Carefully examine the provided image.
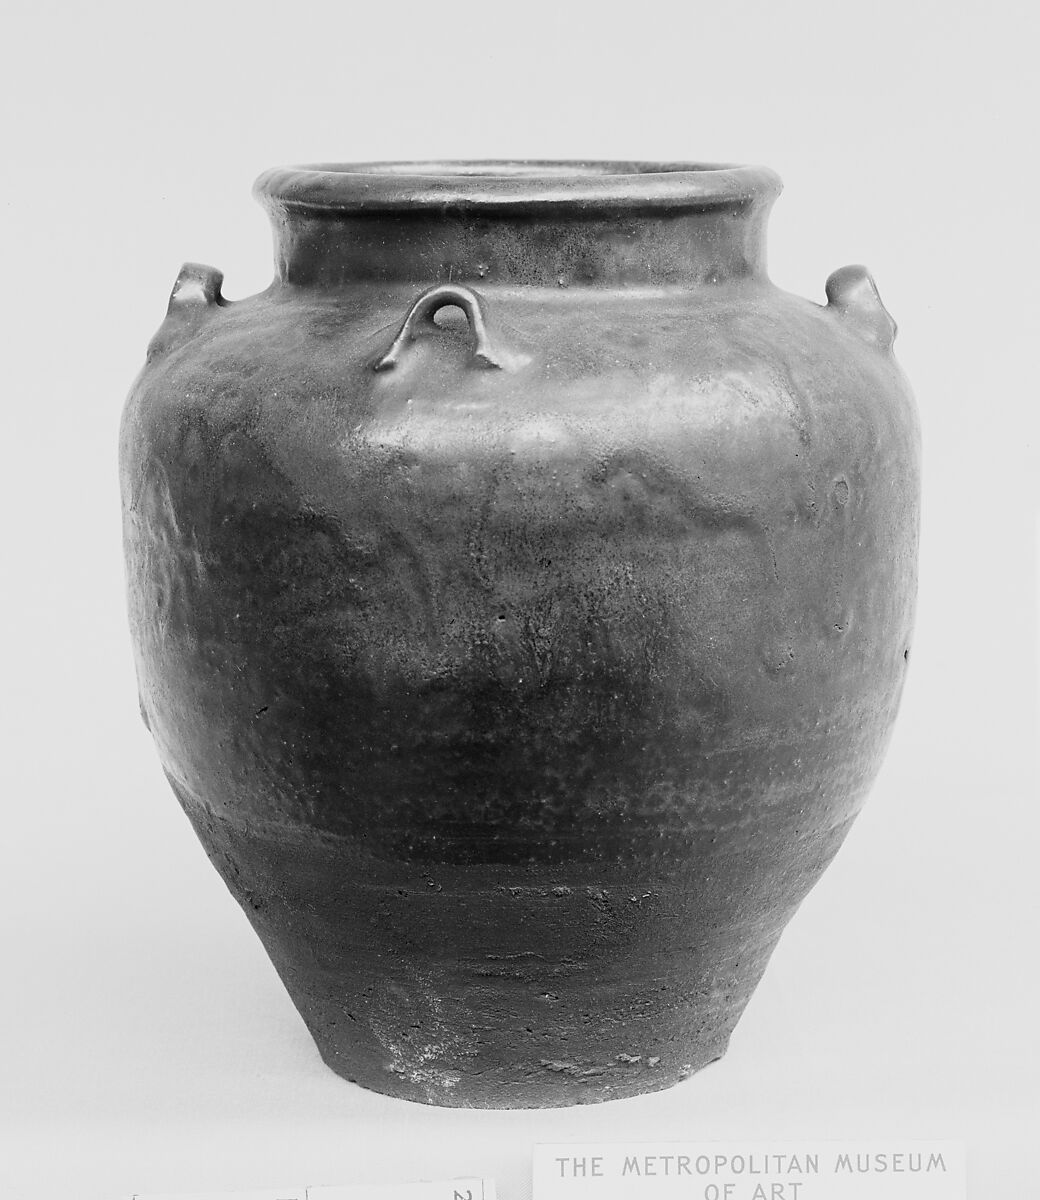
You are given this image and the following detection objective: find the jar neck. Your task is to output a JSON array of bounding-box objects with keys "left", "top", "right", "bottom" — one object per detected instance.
[{"left": 264, "top": 204, "right": 775, "bottom": 289}]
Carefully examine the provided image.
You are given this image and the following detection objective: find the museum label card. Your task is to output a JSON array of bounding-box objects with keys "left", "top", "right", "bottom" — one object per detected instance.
[
  {"left": 534, "top": 1143, "right": 964, "bottom": 1200},
  {"left": 132, "top": 1177, "right": 496, "bottom": 1200}
]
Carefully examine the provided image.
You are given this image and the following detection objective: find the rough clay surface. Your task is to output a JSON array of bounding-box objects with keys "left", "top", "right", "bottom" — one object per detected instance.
[{"left": 120, "top": 186, "right": 919, "bottom": 1107}]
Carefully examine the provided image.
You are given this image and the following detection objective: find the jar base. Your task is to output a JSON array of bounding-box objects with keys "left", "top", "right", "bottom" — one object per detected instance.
[{"left": 310, "top": 1025, "right": 730, "bottom": 1108}]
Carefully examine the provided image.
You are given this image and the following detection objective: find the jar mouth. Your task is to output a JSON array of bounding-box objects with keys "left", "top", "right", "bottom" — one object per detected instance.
[{"left": 254, "top": 160, "right": 782, "bottom": 213}]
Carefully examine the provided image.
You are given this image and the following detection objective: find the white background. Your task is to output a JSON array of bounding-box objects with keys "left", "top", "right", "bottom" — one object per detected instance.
[{"left": 2, "top": 1, "right": 1037, "bottom": 1197}]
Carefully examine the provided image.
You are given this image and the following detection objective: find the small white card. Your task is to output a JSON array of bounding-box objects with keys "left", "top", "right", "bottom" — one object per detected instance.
[
  {"left": 133, "top": 1178, "right": 496, "bottom": 1200},
  {"left": 534, "top": 1143, "right": 965, "bottom": 1200}
]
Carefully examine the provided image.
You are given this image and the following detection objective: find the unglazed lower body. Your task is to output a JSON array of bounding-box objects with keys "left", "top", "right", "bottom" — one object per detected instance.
[{"left": 172, "top": 777, "right": 852, "bottom": 1107}]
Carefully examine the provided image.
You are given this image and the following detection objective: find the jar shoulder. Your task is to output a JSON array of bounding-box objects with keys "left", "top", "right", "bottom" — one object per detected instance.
[{"left": 122, "top": 279, "right": 917, "bottom": 469}]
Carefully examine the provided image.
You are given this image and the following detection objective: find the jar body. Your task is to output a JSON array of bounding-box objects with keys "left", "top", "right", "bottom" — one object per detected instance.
[{"left": 120, "top": 164, "right": 918, "bottom": 1106}]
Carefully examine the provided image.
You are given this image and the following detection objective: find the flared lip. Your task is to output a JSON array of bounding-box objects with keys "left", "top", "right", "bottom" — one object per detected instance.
[{"left": 253, "top": 160, "right": 782, "bottom": 213}]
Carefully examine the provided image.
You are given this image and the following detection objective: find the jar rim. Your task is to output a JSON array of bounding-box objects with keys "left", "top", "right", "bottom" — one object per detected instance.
[{"left": 254, "top": 160, "right": 782, "bottom": 213}]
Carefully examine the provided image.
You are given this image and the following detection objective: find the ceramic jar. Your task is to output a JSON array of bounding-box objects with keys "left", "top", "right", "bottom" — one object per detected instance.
[{"left": 120, "top": 161, "right": 919, "bottom": 1107}]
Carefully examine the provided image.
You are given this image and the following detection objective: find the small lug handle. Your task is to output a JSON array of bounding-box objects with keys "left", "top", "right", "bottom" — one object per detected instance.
[
  {"left": 374, "top": 284, "right": 505, "bottom": 372},
  {"left": 825, "top": 264, "right": 897, "bottom": 351},
  {"left": 167, "top": 262, "right": 225, "bottom": 312},
  {"left": 146, "top": 262, "right": 226, "bottom": 361}
]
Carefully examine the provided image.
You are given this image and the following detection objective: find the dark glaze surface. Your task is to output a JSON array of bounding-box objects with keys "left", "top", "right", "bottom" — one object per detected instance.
[{"left": 121, "top": 165, "right": 918, "bottom": 1106}]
